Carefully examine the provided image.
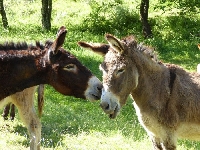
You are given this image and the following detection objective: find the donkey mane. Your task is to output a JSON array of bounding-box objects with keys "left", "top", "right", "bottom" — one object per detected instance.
[
  {"left": 137, "top": 43, "right": 159, "bottom": 63},
  {"left": 122, "top": 35, "right": 160, "bottom": 63},
  {"left": 0, "top": 41, "right": 45, "bottom": 51},
  {"left": 0, "top": 41, "right": 52, "bottom": 61}
]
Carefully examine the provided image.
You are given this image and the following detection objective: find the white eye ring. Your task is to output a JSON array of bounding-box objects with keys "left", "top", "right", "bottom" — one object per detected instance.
[
  {"left": 116, "top": 68, "right": 125, "bottom": 76},
  {"left": 63, "top": 64, "right": 77, "bottom": 72}
]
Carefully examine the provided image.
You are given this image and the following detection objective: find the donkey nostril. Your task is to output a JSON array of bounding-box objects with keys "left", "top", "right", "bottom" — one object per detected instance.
[
  {"left": 105, "top": 104, "right": 109, "bottom": 110},
  {"left": 97, "top": 86, "right": 102, "bottom": 92},
  {"left": 100, "top": 102, "right": 110, "bottom": 110}
]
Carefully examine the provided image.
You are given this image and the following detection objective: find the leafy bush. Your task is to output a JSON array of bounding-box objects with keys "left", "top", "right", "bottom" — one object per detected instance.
[{"left": 78, "top": 0, "right": 141, "bottom": 35}]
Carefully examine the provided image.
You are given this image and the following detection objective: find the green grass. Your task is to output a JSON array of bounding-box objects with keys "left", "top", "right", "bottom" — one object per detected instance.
[{"left": 0, "top": 0, "right": 200, "bottom": 149}]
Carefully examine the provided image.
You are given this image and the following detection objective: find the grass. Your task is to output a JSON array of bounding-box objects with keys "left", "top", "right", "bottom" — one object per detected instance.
[{"left": 0, "top": 0, "right": 200, "bottom": 149}]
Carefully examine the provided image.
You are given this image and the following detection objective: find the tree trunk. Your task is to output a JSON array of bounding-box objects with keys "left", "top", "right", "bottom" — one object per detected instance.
[
  {"left": 41, "top": 0, "right": 52, "bottom": 30},
  {"left": 0, "top": 0, "right": 8, "bottom": 29},
  {"left": 140, "top": 0, "right": 152, "bottom": 38}
]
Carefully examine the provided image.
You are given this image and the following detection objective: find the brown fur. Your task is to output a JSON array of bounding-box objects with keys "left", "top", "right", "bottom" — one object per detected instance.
[
  {"left": 79, "top": 35, "right": 200, "bottom": 150},
  {"left": 0, "top": 26, "right": 102, "bottom": 150}
]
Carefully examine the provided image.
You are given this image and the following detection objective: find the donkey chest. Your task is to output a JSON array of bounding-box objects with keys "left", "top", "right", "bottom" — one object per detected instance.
[
  {"left": 133, "top": 102, "right": 158, "bottom": 128},
  {"left": 133, "top": 102, "right": 200, "bottom": 140},
  {"left": 133, "top": 102, "right": 166, "bottom": 136}
]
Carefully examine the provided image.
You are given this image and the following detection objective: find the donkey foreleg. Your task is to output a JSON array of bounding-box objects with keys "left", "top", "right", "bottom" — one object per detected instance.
[
  {"left": 150, "top": 132, "right": 177, "bottom": 150},
  {"left": 12, "top": 87, "right": 41, "bottom": 150},
  {"left": 27, "top": 113, "right": 41, "bottom": 150},
  {"left": 16, "top": 100, "right": 41, "bottom": 150},
  {"left": 150, "top": 135, "right": 163, "bottom": 150},
  {"left": 162, "top": 136, "right": 177, "bottom": 150}
]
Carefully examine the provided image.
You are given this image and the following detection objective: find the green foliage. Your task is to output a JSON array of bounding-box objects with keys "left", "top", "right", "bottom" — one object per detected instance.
[
  {"left": 157, "top": 0, "right": 200, "bottom": 10},
  {"left": 145, "top": 4, "right": 200, "bottom": 71},
  {"left": 77, "top": 0, "right": 141, "bottom": 36}
]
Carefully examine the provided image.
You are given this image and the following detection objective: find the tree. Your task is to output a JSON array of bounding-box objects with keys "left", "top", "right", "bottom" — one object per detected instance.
[
  {"left": 140, "top": 0, "right": 152, "bottom": 38},
  {"left": 0, "top": 0, "right": 8, "bottom": 29},
  {"left": 41, "top": 0, "right": 52, "bottom": 30}
]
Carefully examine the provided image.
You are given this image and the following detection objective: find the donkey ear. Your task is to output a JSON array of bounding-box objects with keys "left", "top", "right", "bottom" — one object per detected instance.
[
  {"left": 105, "top": 34, "right": 124, "bottom": 54},
  {"left": 51, "top": 26, "right": 67, "bottom": 54},
  {"left": 198, "top": 44, "right": 200, "bottom": 50},
  {"left": 77, "top": 41, "right": 109, "bottom": 56}
]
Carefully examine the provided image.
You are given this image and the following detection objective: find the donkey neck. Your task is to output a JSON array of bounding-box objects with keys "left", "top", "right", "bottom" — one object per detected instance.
[
  {"left": 0, "top": 49, "right": 49, "bottom": 99},
  {"left": 130, "top": 50, "right": 170, "bottom": 108}
]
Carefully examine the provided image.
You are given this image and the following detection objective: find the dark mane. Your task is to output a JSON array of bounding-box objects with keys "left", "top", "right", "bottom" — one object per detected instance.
[
  {"left": 0, "top": 41, "right": 45, "bottom": 51},
  {"left": 44, "top": 40, "right": 54, "bottom": 49},
  {"left": 137, "top": 43, "right": 160, "bottom": 63}
]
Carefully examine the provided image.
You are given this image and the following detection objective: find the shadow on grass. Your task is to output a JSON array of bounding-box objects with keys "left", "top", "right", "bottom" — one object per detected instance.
[{"left": 166, "top": 15, "right": 200, "bottom": 40}]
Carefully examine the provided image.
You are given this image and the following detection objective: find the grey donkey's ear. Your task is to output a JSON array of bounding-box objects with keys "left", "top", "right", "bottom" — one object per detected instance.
[
  {"left": 105, "top": 34, "right": 124, "bottom": 55},
  {"left": 51, "top": 26, "right": 67, "bottom": 54},
  {"left": 77, "top": 41, "right": 109, "bottom": 56}
]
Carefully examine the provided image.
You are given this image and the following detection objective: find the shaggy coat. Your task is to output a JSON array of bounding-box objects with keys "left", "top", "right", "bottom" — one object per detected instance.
[{"left": 78, "top": 35, "right": 200, "bottom": 150}]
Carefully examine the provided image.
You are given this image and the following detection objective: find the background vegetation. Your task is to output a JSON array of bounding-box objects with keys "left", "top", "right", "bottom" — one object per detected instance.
[{"left": 0, "top": 0, "right": 199, "bottom": 149}]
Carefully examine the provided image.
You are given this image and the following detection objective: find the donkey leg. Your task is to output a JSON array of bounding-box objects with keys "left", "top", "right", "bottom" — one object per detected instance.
[
  {"left": 10, "top": 103, "right": 15, "bottom": 121},
  {"left": 150, "top": 135, "right": 163, "bottom": 150},
  {"left": 2, "top": 103, "right": 11, "bottom": 120},
  {"left": 37, "top": 84, "right": 45, "bottom": 118},
  {"left": 162, "top": 135, "right": 177, "bottom": 150},
  {"left": 12, "top": 87, "right": 41, "bottom": 150}
]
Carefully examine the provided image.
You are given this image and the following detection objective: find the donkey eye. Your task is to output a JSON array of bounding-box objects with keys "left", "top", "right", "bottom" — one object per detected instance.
[
  {"left": 63, "top": 64, "right": 76, "bottom": 71},
  {"left": 116, "top": 68, "right": 125, "bottom": 75},
  {"left": 118, "top": 69, "right": 124, "bottom": 73}
]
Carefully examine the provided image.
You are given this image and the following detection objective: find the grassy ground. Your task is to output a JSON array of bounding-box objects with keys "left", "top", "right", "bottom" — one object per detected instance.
[{"left": 0, "top": 0, "right": 200, "bottom": 149}]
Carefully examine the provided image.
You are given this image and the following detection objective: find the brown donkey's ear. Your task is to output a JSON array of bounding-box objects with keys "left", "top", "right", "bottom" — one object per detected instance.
[
  {"left": 105, "top": 34, "right": 124, "bottom": 55},
  {"left": 77, "top": 41, "right": 109, "bottom": 56},
  {"left": 51, "top": 26, "right": 67, "bottom": 54},
  {"left": 198, "top": 44, "right": 200, "bottom": 50}
]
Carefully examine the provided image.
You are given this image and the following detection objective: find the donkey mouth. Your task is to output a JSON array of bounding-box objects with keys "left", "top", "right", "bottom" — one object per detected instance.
[
  {"left": 109, "top": 105, "right": 119, "bottom": 119},
  {"left": 91, "top": 93, "right": 100, "bottom": 100},
  {"left": 88, "top": 92, "right": 101, "bottom": 101}
]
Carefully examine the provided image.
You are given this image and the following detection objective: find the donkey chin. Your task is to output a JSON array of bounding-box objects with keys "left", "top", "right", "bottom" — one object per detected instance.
[
  {"left": 100, "top": 91, "right": 121, "bottom": 119},
  {"left": 84, "top": 76, "right": 102, "bottom": 102}
]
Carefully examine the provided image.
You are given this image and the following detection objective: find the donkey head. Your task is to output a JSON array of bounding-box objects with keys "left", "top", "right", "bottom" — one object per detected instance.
[
  {"left": 44, "top": 26, "right": 102, "bottom": 101},
  {"left": 78, "top": 34, "right": 139, "bottom": 118}
]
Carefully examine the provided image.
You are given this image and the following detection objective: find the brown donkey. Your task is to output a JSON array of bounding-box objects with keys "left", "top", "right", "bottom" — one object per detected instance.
[
  {"left": 78, "top": 34, "right": 200, "bottom": 150},
  {"left": 0, "top": 26, "right": 102, "bottom": 150}
]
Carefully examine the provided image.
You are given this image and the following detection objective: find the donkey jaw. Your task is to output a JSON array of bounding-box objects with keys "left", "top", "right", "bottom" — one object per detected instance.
[{"left": 84, "top": 76, "right": 102, "bottom": 102}]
